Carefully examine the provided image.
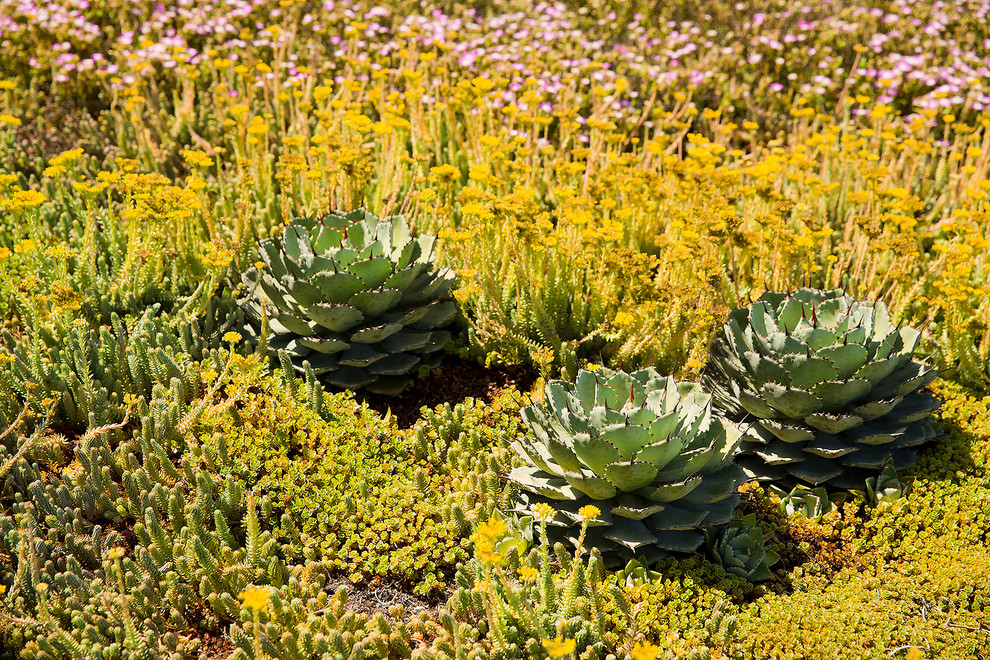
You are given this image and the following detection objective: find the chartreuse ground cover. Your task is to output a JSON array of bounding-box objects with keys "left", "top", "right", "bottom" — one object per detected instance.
[{"left": 1, "top": 0, "right": 990, "bottom": 658}]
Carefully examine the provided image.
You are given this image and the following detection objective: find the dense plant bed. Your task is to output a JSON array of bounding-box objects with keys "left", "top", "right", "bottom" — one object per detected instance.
[{"left": 1, "top": 1, "right": 989, "bottom": 658}]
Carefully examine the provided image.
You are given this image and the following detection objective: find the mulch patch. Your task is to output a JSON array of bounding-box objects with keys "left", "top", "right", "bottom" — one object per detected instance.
[
  {"left": 361, "top": 357, "right": 537, "bottom": 428},
  {"left": 323, "top": 574, "right": 454, "bottom": 621}
]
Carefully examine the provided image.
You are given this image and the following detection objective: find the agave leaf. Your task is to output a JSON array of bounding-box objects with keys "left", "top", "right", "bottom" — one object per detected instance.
[
  {"left": 644, "top": 503, "right": 708, "bottom": 530},
  {"left": 840, "top": 445, "right": 896, "bottom": 470},
  {"left": 634, "top": 437, "right": 684, "bottom": 470},
  {"left": 814, "top": 378, "right": 871, "bottom": 409},
  {"left": 784, "top": 355, "right": 839, "bottom": 389},
  {"left": 322, "top": 366, "right": 378, "bottom": 390},
  {"left": 297, "top": 336, "right": 349, "bottom": 355},
  {"left": 752, "top": 440, "right": 806, "bottom": 465},
  {"left": 640, "top": 475, "right": 702, "bottom": 502},
  {"left": 738, "top": 389, "right": 781, "bottom": 419},
  {"left": 274, "top": 312, "right": 317, "bottom": 336},
  {"left": 507, "top": 467, "right": 575, "bottom": 500},
  {"left": 602, "top": 518, "right": 658, "bottom": 551},
  {"left": 601, "top": 424, "right": 653, "bottom": 460},
  {"left": 289, "top": 280, "right": 327, "bottom": 306},
  {"left": 758, "top": 419, "right": 816, "bottom": 443},
  {"left": 853, "top": 355, "right": 899, "bottom": 384},
  {"left": 778, "top": 297, "right": 809, "bottom": 332},
  {"left": 646, "top": 410, "right": 680, "bottom": 443},
  {"left": 349, "top": 322, "right": 403, "bottom": 343},
  {"left": 611, "top": 497, "right": 666, "bottom": 520},
  {"left": 349, "top": 289, "right": 403, "bottom": 317},
  {"left": 802, "top": 327, "right": 839, "bottom": 350},
  {"left": 802, "top": 435, "right": 855, "bottom": 458},
  {"left": 568, "top": 425, "right": 620, "bottom": 468},
  {"left": 817, "top": 343, "right": 869, "bottom": 379},
  {"left": 368, "top": 353, "right": 419, "bottom": 375},
  {"left": 561, "top": 473, "right": 618, "bottom": 500},
  {"left": 884, "top": 392, "right": 940, "bottom": 424},
  {"left": 383, "top": 264, "right": 423, "bottom": 291},
  {"left": 311, "top": 271, "right": 365, "bottom": 303},
  {"left": 676, "top": 466, "right": 743, "bottom": 503},
  {"left": 745, "top": 352, "right": 788, "bottom": 385},
  {"left": 852, "top": 397, "right": 902, "bottom": 421},
  {"left": 786, "top": 456, "right": 844, "bottom": 485},
  {"left": 812, "top": 296, "right": 848, "bottom": 330},
  {"left": 845, "top": 424, "right": 904, "bottom": 446},
  {"left": 409, "top": 300, "right": 457, "bottom": 329},
  {"left": 307, "top": 304, "right": 365, "bottom": 333},
  {"left": 312, "top": 225, "right": 345, "bottom": 253},
  {"left": 379, "top": 330, "right": 432, "bottom": 353},
  {"left": 804, "top": 412, "right": 864, "bottom": 434},
  {"left": 348, "top": 257, "right": 394, "bottom": 288},
  {"left": 760, "top": 382, "right": 823, "bottom": 418},
  {"left": 603, "top": 461, "right": 659, "bottom": 492},
  {"left": 337, "top": 343, "right": 386, "bottom": 367}
]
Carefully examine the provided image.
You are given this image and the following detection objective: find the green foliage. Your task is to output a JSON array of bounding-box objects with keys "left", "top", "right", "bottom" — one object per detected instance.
[
  {"left": 509, "top": 368, "right": 744, "bottom": 566},
  {"left": 704, "top": 515, "right": 779, "bottom": 583},
  {"left": 242, "top": 210, "right": 457, "bottom": 394},
  {"left": 0, "top": 297, "right": 242, "bottom": 430},
  {"left": 443, "top": 514, "right": 637, "bottom": 660},
  {"left": 703, "top": 288, "right": 941, "bottom": 490},
  {"left": 198, "top": 362, "right": 523, "bottom": 593}
]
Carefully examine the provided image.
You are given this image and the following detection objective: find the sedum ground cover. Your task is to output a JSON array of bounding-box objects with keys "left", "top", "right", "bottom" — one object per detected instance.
[{"left": 0, "top": 0, "right": 989, "bottom": 658}]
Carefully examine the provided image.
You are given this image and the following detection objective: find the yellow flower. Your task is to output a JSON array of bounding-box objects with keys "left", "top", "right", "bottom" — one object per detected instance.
[
  {"left": 542, "top": 636, "right": 576, "bottom": 658},
  {"left": 578, "top": 505, "right": 600, "bottom": 522},
  {"left": 0, "top": 80, "right": 14, "bottom": 90},
  {"left": 43, "top": 166, "right": 66, "bottom": 177},
  {"left": 181, "top": 149, "right": 214, "bottom": 168},
  {"left": 474, "top": 517, "right": 507, "bottom": 540},
  {"left": 223, "top": 331, "right": 242, "bottom": 345},
  {"left": 430, "top": 164, "right": 460, "bottom": 179},
  {"left": 49, "top": 148, "right": 84, "bottom": 167},
  {"left": 531, "top": 503, "right": 556, "bottom": 522},
  {"left": 238, "top": 587, "right": 270, "bottom": 612},
  {"left": 518, "top": 566, "right": 539, "bottom": 582},
  {"left": 630, "top": 641, "right": 660, "bottom": 660},
  {"left": 0, "top": 114, "right": 21, "bottom": 127},
  {"left": 107, "top": 547, "right": 126, "bottom": 560}
]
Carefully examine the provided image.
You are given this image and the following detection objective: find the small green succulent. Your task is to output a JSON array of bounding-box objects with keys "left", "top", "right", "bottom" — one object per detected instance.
[
  {"left": 703, "top": 288, "right": 940, "bottom": 490},
  {"left": 508, "top": 367, "right": 745, "bottom": 566},
  {"left": 242, "top": 210, "right": 457, "bottom": 394},
  {"left": 705, "top": 514, "right": 779, "bottom": 582}
]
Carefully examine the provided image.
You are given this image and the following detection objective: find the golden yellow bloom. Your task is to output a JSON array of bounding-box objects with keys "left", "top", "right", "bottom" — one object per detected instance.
[
  {"left": 0, "top": 80, "right": 14, "bottom": 90},
  {"left": 107, "top": 547, "right": 126, "bottom": 560},
  {"left": 238, "top": 587, "right": 270, "bottom": 612},
  {"left": 542, "top": 636, "right": 576, "bottom": 658},
  {"left": 630, "top": 641, "right": 660, "bottom": 660},
  {"left": 531, "top": 503, "right": 556, "bottom": 522},
  {"left": 223, "top": 331, "right": 242, "bottom": 345},
  {"left": 474, "top": 517, "right": 507, "bottom": 540},
  {"left": 0, "top": 114, "right": 21, "bottom": 127},
  {"left": 578, "top": 505, "right": 600, "bottom": 521},
  {"left": 182, "top": 149, "right": 214, "bottom": 168},
  {"left": 49, "top": 148, "right": 84, "bottom": 167},
  {"left": 518, "top": 566, "right": 539, "bottom": 582}
]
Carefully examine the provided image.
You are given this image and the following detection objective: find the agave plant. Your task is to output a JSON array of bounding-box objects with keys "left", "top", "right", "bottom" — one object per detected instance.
[
  {"left": 705, "top": 514, "right": 779, "bottom": 582},
  {"left": 242, "top": 211, "right": 457, "bottom": 395},
  {"left": 508, "top": 368, "right": 745, "bottom": 566},
  {"left": 703, "top": 288, "right": 940, "bottom": 490}
]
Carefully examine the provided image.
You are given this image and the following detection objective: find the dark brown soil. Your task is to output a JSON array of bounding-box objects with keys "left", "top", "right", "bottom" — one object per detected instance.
[
  {"left": 323, "top": 574, "right": 453, "bottom": 620},
  {"left": 196, "top": 630, "right": 234, "bottom": 659},
  {"left": 362, "top": 357, "right": 537, "bottom": 428}
]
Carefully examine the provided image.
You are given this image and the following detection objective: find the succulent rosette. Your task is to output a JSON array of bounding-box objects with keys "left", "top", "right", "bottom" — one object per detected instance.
[
  {"left": 703, "top": 288, "right": 940, "bottom": 489},
  {"left": 509, "top": 367, "right": 745, "bottom": 566},
  {"left": 242, "top": 210, "right": 457, "bottom": 394}
]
